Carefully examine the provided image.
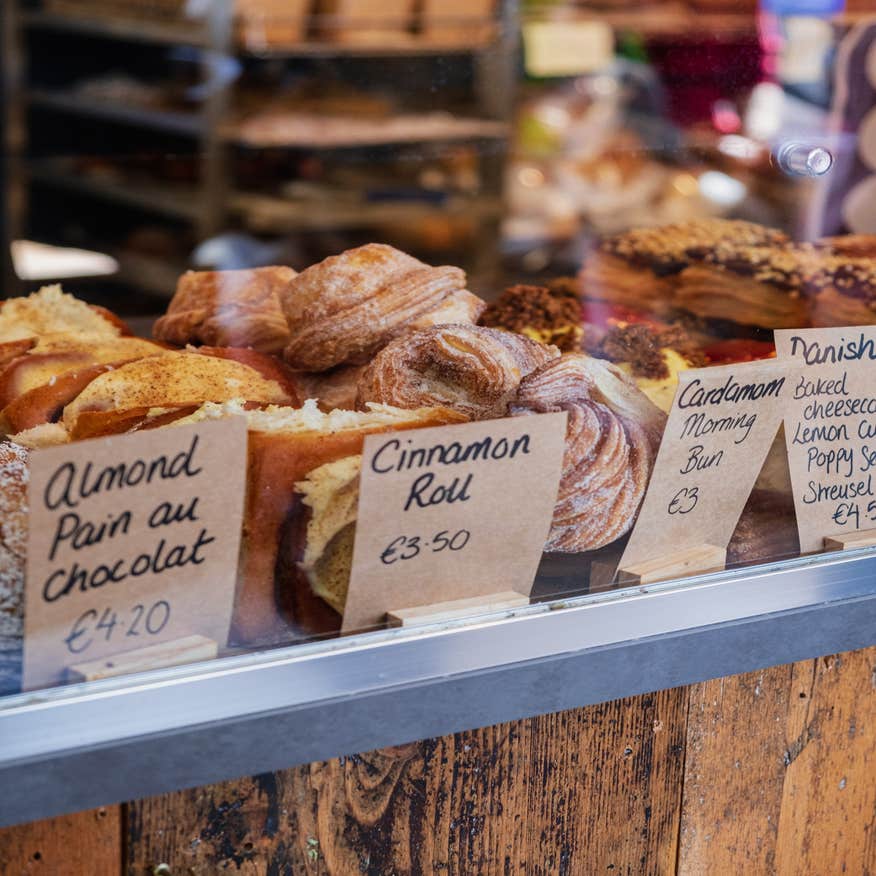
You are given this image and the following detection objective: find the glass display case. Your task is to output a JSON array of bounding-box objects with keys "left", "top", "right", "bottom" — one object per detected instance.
[{"left": 3, "top": 0, "right": 876, "bottom": 832}]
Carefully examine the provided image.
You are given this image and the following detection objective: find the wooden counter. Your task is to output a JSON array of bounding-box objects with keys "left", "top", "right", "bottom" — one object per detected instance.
[{"left": 2, "top": 644, "right": 875, "bottom": 874}]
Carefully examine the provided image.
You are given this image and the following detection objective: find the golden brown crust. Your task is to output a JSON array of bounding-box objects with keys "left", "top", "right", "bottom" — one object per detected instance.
[
  {"left": 153, "top": 266, "right": 296, "bottom": 353},
  {"left": 61, "top": 351, "right": 295, "bottom": 434},
  {"left": 357, "top": 324, "right": 560, "bottom": 420},
  {"left": 510, "top": 353, "right": 666, "bottom": 552},
  {"left": 675, "top": 263, "right": 810, "bottom": 329},
  {"left": 581, "top": 251, "right": 675, "bottom": 311},
  {"left": 279, "top": 244, "right": 484, "bottom": 371}
]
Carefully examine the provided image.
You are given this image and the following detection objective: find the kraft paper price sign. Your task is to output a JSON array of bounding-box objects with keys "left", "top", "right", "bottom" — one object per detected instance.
[
  {"left": 23, "top": 418, "right": 247, "bottom": 689},
  {"left": 342, "top": 413, "right": 568, "bottom": 632},
  {"left": 776, "top": 327, "right": 876, "bottom": 552},
  {"left": 619, "top": 359, "right": 793, "bottom": 573}
]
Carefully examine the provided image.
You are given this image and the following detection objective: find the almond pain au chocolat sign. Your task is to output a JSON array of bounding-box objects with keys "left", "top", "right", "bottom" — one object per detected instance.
[{"left": 23, "top": 419, "right": 246, "bottom": 689}]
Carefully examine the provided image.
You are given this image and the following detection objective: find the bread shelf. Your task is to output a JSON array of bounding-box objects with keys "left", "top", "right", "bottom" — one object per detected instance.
[
  {"left": 22, "top": 9, "right": 208, "bottom": 48},
  {"left": 30, "top": 162, "right": 203, "bottom": 222},
  {"left": 23, "top": 9, "right": 498, "bottom": 57},
  {"left": 233, "top": 190, "right": 504, "bottom": 233},
  {"left": 28, "top": 89, "right": 204, "bottom": 137}
]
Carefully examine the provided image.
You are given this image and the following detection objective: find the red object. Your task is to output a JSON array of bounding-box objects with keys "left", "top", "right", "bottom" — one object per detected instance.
[{"left": 703, "top": 339, "right": 776, "bottom": 365}]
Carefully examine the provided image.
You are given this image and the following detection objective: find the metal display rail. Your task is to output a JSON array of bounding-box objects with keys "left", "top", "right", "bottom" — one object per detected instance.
[{"left": 2, "top": 548, "right": 876, "bottom": 827}]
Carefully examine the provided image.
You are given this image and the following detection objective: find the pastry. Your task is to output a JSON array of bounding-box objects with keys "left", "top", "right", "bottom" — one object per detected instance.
[
  {"left": 60, "top": 351, "right": 297, "bottom": 437},
  {"left": 727, "top": 489, "right": 798, "bottom": 567},
  {"left": 584, "top": 323, "right": 704, "bottom": 412},
  {"left": 479, "top": 282, "right": 583, "bottom": 351},
  {"left": 153, "top": 266, "right": 297, "bottom": 354},
  {"left": 804, "top": 249, "right": 876, "bottom": 327},
  {"left": 357, "top": 324, "right": 560, "bottom": 420},
  {"left": 279, "top": 244, "right": 485, "bottom": 371},
  {"left": 296, "top": 364, "right": 368, "bottom": 412},
  {"left": 170, "top": 400, "right": 467, "bottom": 644},
  {"left": 0, "top": 442, "right": 27, "bottom": 647},
  {"left": 0, "top": 284, "right": 129, "bottom": 344},
  {"left": 0, "top": 334, "right": 166, "bottom": 410},
  {"left": 675, "top": 242, "right": 813, "bottom": 329},
  {"left": 581, "top": 219, "right": 789, "bottom": 313},
  {"left": 510, "top": 353, "right": 666, "bottom": 552}
]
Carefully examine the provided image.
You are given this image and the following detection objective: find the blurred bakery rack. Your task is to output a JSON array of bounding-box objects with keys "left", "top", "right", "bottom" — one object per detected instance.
[{"left": 2, "top": 0, "right": 519, "bottom": 298}]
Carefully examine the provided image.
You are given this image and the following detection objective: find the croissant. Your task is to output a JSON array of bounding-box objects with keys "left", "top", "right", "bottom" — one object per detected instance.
[
  {"left": 357, "top": 324, "right": 560, "bottom": 420},
  {"left": 510, "top": 353, "right": 666, "bottom": 552},
  {"left": 279, "top": 244, "right": 485, "bottom": 371},
  {"left": 154, "top": 267, "right": 296, "bottom": 353}
]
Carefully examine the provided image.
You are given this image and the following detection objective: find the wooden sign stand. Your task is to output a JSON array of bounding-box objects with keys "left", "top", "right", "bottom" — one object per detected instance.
[
  {"left": 616, "top": 543, "right": 726, "bottom": 587},
  {"left": 386, "top": 591, "right": 529, "bottom": 628},
  {"left": 824, "top": 529, "right": 876, "bottom": 552},
  {"left": 66, "top": 635, "right": 219, "bottom": 682}
]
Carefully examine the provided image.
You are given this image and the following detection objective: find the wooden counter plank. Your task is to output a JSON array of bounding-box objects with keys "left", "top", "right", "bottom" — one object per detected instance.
[
  {"left": 678, "top": 646, "right": 876, "bottom": 875},
  {"left": 0, "top": 806, "right": 121, "bottom": 875},
  {"left": 124, "top": 692, "right": 687, "bottom": 873},
  {"left": 525, "top": 689, "right": 689, "bottom": 875},
  {"left": 774, "top": 650, "right": 876, "bottom": 875}
]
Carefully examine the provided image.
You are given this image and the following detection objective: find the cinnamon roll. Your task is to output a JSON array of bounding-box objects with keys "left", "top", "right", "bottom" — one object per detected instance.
[
  {"left": 510, "top": 353, "right": 666, "bottom": 552},
  {"left": 279, "top": 244, "right": 485, "bottom": 371},
  {"left": 356, "top": 324, "right": 560, "bottom": 420},
  {"left": 581, "top": 219, "right": 788, "bottom": 313}
]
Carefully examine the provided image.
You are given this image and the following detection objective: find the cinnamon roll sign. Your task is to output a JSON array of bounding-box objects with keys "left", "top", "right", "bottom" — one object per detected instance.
[
  {"left": 341, "top": 414, "right": 567, "bottom": 632},
  {"left": 619, "top": 360, "right": 792, "bottom": 578}
]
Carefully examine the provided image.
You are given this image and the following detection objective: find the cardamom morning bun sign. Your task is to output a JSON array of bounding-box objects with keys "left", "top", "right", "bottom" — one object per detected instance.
[
  {"left": 775, "top": 327, "right": 876, "bottom": 552},
  {"left": 342, "top": 413, "right": 567, "bottom": 632},
  {"left": 619, "top": 359, "right": 792, "bottom": 574},
  {"left": 23, "top": 419, "right": 246, "bottom": 690}
]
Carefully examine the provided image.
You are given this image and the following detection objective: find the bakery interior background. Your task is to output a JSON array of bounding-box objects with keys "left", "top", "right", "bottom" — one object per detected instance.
[{"left": 3, "top": 0, "right": 874, "bottom": 320}]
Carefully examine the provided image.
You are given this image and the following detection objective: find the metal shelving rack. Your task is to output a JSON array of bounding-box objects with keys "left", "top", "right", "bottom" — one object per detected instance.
[{"left": 3, "top": 1, "right": 519, "bottom": 297}]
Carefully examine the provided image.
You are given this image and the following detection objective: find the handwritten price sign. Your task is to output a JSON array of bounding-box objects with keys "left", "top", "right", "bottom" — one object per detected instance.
[
  {"left": 776, "top": 327, "right": 876, "bottom": 551},
  {"left": 23, "top": 419, "right": 246, "bottom": 689},
  {"left": 620, "top": 360, "right": 792, "bottom": 573},
  {"left": 341, "top": 414, "right": 567, "bottom": 632}
]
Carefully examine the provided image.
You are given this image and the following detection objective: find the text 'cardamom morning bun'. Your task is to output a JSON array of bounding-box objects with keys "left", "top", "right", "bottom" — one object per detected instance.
[
  {"left": 153, "top": 266, "right": 297, "bottom": 353},
  {"left": 511, "top": 353, "right": 666, "bottom": 553},
  {"left": 279, "top": 244, "right": 485, "bottom": 371},
  {"left": 356, "top": 324, "right": 560, "bottom": 420}
]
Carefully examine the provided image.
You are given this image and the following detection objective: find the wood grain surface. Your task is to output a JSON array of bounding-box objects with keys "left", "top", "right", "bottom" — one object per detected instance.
[
  {"left": 0, "top": 806, "right": 121, "bottom": 876},
  {"left": 679, "top": 648, "right": 876, "bottom": 875},
  {"left": 4, "top": 647, "right": 876, "bottom": 875},
  {"left": 126, "top": 688, "right": 688, "bottom": 875}
]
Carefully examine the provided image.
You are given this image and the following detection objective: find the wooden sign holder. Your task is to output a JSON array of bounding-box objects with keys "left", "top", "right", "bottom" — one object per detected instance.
[
  {"left": 386, "top": 591, "right": 529, "bottom": 628},
  {"left": 616, "top": 543, "right": 726, "bottom": 587},
  {"left": 824, "top": 529, "right": 876, "bottom": 552},
  {"left": 66, "top": 635, "right": 218, "bottom": 682}
]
